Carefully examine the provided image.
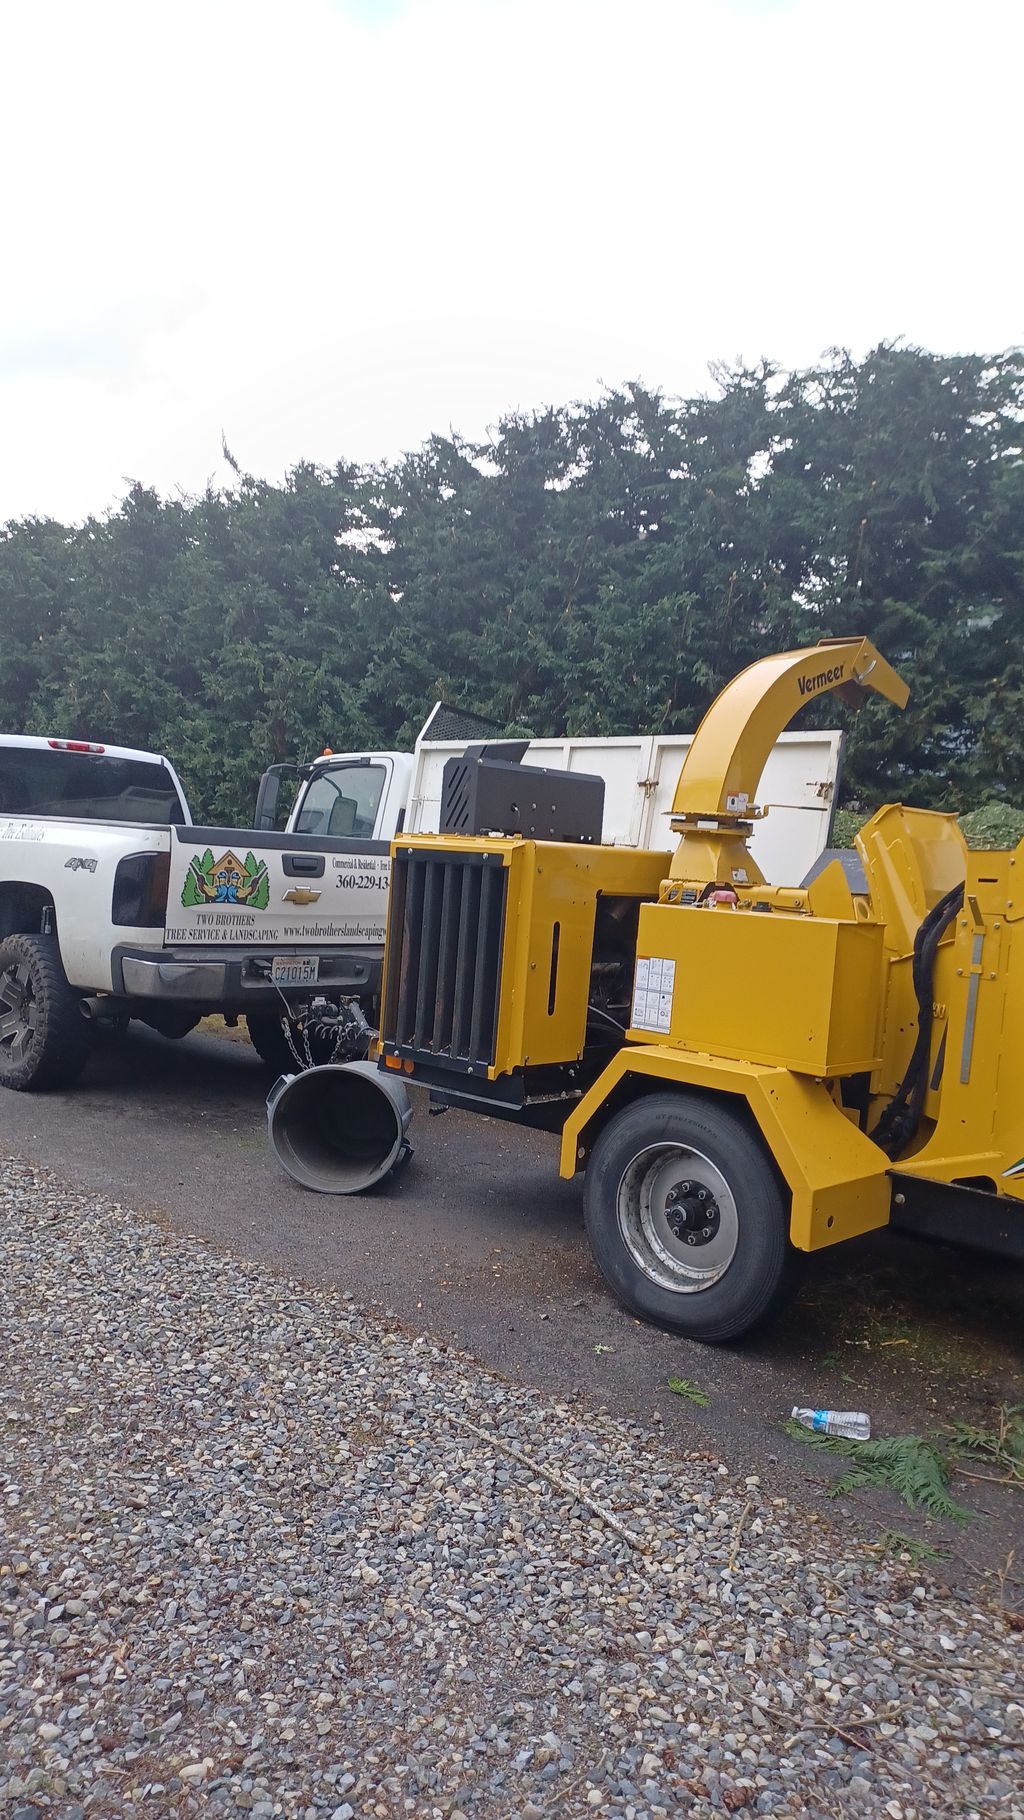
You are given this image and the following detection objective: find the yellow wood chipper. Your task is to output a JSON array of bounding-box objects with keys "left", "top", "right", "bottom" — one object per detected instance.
[{"left": 270, "top": 636, "right": 1024, "bottom": 1341}]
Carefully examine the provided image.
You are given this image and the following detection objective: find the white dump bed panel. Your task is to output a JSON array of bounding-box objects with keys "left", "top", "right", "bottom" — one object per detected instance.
[{"left": 408, "top": 731, "right": 842, "bottom": 887}]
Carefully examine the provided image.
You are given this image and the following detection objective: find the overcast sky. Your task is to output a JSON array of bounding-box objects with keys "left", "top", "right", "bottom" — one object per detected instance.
[{"left": 1, "top": 0, "right": 1020, "bottom": 525}]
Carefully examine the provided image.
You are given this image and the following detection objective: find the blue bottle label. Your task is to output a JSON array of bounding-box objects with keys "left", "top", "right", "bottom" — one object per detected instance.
[{"left": 812, "top": 1410, "right": 828, "bottom": 1432}]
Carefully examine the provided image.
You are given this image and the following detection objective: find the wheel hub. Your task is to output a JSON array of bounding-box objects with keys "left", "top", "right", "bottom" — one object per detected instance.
[
  {"left": 0, "top": 962, "right": 37, "bottom": 1061},
  {"left": 664, "top": 1178, "right": 721, "bottom": 1247},
  {"left": 615, "top": 1141, "right": 740, "bottom": 1295}
]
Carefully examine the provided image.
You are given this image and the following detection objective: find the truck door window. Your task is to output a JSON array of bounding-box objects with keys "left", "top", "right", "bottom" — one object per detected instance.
[
  {"left": 295, "top": 763, "right": 387, "bottom": 839},
  {"left": 0, "top": 751, "right": 185, "bottom": 823}
]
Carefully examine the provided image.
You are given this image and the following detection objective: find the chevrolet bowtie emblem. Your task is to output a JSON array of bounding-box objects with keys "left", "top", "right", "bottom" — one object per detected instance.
[{"left": 282, "top": 887, "right": 321, "bottom": 906}]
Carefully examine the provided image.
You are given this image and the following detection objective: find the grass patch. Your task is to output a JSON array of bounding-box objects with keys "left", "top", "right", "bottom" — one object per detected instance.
[
  {"left": 667, "top": 1375, "right": 710, "bottom": 1407},
  {"left": 784, "top": 1420, "right": 972, "bottom": 1522},
  {"left": 804, "top": 1279, "right": 993, "bottom": 1389}
]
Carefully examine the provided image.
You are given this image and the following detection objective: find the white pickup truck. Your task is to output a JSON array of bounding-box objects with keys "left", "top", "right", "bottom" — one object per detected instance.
[
  {"left": 0, "top": 718, "right": 843, "bottom": 1090},
  {"left": 0, "top": 734, "right": 400, "bottom": 1089}
]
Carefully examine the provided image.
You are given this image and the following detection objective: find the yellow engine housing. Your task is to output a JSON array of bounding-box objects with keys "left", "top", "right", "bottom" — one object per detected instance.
[
  {"left": 379, "top": 834, "right": 666, "bottom": 1079},
  {"left": 628, "top": 900, "right": 883, "bottom": 1075}
]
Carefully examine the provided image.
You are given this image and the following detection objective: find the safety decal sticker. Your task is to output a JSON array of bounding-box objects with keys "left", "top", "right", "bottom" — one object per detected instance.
[
  {"left": 1002, "top": 1158, "right": 1024, "bottom": 1179},
  {"left": 181, "top": 848, "right": 270, "bottom": 910},
  {"left": 631, "top": 956, "right": 676, "bottom": 1035}
]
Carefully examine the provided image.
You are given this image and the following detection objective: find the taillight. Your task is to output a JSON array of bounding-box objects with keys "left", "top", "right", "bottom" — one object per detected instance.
[
  {"left": 47, "top": 739, "right": 106, "bottom": 753},
  {"left": 112, "top": 852, "right": 170, "bottom": 927}
]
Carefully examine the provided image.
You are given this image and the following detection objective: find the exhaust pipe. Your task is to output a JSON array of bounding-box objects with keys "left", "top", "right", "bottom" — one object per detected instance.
[{"left": 267, "top": 1061, "right": 413, "bottom": 1194}]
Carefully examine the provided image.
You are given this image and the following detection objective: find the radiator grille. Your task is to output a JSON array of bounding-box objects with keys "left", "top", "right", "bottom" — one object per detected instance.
[{"left": 381, "top": 850, "right": 508, "bottom": 1074}]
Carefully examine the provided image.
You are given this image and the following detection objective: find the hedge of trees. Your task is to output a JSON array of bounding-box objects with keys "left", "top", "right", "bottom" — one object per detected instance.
[{"left": 1, "top": 342, "right": 1021, "bottom": 826}]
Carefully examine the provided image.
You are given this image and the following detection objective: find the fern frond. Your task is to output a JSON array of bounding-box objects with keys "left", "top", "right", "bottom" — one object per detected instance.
[
  {"left": 785, "top": 1419, "right": 858, "bottom": 1457},
  {"left": 785, "top": 1421, "right": 972, "bottom": 1523},
  {"left": 667, "top": 1376, "right": 710, "bottom": 1406}
]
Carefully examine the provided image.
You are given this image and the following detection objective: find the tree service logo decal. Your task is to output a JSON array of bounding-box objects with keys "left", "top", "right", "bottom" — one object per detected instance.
[{"left": 182, "top": 848, "right": 270, "bottom": 909}]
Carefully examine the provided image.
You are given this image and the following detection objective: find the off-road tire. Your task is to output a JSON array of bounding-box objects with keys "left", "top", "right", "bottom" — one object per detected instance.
[
  {"left": 583, "top": 1090, "right": 792, "bottom": 1343},
  {"left": 0, "top": 933, "right": 92, "bottom": 1092}
]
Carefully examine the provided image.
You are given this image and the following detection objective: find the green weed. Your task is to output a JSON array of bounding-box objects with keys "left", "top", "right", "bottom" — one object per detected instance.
[{"left": 667, "top": 1376, "right": 710, "bottom": 1407}]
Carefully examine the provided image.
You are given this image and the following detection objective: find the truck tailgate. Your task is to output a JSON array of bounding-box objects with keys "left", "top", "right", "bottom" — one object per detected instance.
[{"left": 164, "top": 827, "right": 390, "bottom": 947}]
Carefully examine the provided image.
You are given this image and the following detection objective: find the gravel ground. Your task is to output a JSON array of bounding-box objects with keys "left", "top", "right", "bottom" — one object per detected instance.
[{"left": 1, "top": 1154, "right": 1021, "bottom": 1820}]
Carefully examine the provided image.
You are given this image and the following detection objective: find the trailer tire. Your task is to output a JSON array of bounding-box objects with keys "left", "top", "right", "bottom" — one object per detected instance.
[
  {"left": 584, "top": 1091, "right": 791, "bottom": 1343},
  {"left": 0, "top": 933, "right": 92, "bottom": 1092}
]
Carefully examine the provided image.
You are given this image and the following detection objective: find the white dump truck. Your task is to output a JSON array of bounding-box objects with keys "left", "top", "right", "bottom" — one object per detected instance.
[
  {"left": 254, "top": 707, "right": 845, "bottom": 1053},
  {"left": 0, "top": 716, "right": 844, "bottom": 1088}
]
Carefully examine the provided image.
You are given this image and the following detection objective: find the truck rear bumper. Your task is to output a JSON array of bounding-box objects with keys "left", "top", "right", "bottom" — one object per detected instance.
[{"left": 113, "top": 946, "right": 382, "bottom": 1007}]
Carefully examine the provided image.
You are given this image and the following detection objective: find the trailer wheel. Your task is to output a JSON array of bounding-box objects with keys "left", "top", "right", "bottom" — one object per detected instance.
[
  {"left": 0, "top": 934, "right": 92, "bottom": 1092},
  {"left": 584, "top": 1091, "right": 791, "bottom": 1342}
]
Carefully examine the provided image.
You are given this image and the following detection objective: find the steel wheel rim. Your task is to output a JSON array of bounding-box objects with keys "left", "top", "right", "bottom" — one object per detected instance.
[
  {"left": 0, "top": 962, "right": 38, "bottom": 1064},
  {"left": 616, "top": 1141, "right": 739, "bottom": 1293}
]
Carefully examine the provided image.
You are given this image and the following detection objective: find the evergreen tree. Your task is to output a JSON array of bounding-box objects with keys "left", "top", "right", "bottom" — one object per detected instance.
[{"left": 0, "top": 345, "right": 1020, "bottom": 823}]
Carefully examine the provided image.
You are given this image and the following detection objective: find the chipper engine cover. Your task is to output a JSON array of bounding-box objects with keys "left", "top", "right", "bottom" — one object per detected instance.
[{"left": 439, "top": 741, "right": 605, "bottom": 845}]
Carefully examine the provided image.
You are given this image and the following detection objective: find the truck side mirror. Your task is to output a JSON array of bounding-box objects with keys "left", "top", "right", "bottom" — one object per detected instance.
[{"left": 253, "top": 770, "right": 281, "bottom": 831}]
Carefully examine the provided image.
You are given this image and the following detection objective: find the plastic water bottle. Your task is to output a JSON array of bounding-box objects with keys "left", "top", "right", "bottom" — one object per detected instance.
[{"left": 792, "top": 1407, "right": 871, "bottom": 1441}]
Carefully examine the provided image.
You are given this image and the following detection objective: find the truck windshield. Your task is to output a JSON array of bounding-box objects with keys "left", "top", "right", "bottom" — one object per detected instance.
[
  {"left": 295, "top": 762, "right": 387, "bottom": 838},
  {"left": 0, "top": 750, "right": 185, "bottom": 824}
]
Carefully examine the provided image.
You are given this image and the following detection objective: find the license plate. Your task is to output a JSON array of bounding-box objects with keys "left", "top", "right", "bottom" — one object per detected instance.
[{"left": 270, "top": 955, "right": 320, "bottom": 987}]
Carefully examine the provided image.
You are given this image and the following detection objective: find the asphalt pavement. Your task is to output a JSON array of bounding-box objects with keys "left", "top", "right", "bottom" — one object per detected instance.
[{"left": 2, "top": 1022, "right": 1021, "bottom": 1594}]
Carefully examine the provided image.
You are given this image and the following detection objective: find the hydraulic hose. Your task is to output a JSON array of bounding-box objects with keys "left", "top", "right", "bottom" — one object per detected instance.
[{"left": 869, "top": 882, "right": 965, "bottom": 1159}]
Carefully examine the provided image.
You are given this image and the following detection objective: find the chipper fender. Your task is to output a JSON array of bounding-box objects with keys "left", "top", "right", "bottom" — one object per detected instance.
[{"left": 559, "top": 1045, "right": 893, "bottom": 1252}]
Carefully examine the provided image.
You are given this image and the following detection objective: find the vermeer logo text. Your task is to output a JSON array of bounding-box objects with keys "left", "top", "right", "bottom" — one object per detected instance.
[{"left": 797, "top": 663, "right": 845, "bottom": 698}]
